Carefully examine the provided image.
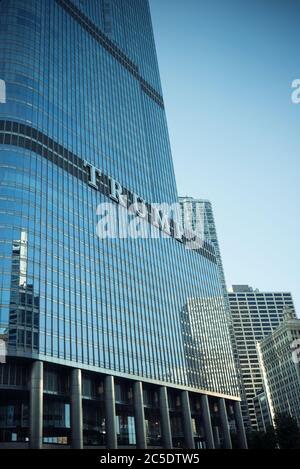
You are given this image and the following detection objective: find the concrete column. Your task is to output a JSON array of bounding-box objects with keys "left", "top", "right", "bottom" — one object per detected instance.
[
  {"left": 159, "top": 386, "right": 172, "bottom": 449},
  {"left": 71, "top": 368, "right": 83, "bottom": 449},
  {"left": 30, "top": 361, "right": 43, "bottom": 449},
  {"left": 105, "top": 375, "right": 117, "bottom": 449},
  {"left": 181, "top": 390, "right": 195, "bottom": 449},
  {"left": 133, "top": 381, "right": 147, "bottom": 449},
  {"left": 213, "top": 425, "right": 221, "bottom": 449},
  {"left": 233, "top": 401, "right": 248, "bottom": 449},
  {"left": 219, "top": 398, "right": 232, "bottom": 449},
  {"left": 201, "top": 394, "right": 215, "bottom": 449}
]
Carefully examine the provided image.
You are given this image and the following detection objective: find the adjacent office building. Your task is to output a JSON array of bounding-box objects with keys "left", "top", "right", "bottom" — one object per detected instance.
[
  {"left": 228, "top": 285, "right": 296, "bottom": 431},
  {"left": 258, "top": 309, "right": 300, "bottom": 428},
  {"left": 252, "top": 389, "right": 272, "bottom": 433},
  {"left": 0, "top": 0, "right": 246, "bottom": 449}
]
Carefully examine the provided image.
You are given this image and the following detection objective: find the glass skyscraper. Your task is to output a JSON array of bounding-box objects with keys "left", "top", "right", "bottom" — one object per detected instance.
[
  {"left": 0, "top": 0, "right": 246, "bottom": 449},
  {"left": 178, "top": 197, "right": 229, "bottom": 310},
  {"left": 178, "top": 197, "right": 245, "bottom": 419}
]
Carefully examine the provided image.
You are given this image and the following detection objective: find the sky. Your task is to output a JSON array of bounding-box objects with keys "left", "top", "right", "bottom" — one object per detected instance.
[{"left": 150, "top": 0, "right": 300, "bottom": 315}]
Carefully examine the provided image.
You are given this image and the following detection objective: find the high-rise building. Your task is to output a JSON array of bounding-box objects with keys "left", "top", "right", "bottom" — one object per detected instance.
[
  {"left": 178, "top": 198, "right": 245, "bottom": 426},
  {"left": 0, "top": 0, "right": 246, "bottom": 449},
  {"left": 252, "top": 389, "right": 272, "bottom": 433},
  {"left": 178, "top": 198, "right": 227, "bottom": 299},
  {"left": 257, "top": 309, "right": 300, "bottom": 428},
  {"left": 228, "top": 285, "right": 296, "bottom": 431}
]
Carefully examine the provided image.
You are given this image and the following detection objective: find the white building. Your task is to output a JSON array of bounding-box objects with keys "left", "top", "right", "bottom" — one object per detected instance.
[
  {"left": 258, "top": 309, "right": 300, "bottom": 428},
  {"left": 228, "top": 285, "right": 296, "bottom": 430}
]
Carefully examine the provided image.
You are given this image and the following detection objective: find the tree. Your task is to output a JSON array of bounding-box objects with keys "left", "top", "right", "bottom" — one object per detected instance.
[
  {"left": 246, "top": 427, "right": 277, "bottom": 449},
  {"left": 264, "top": 425, "right": 277, "bottom": 449},
  {"left": 274, "top": 413, "right": 300, "bottom": 449},
  {"left": 246, "top": 431, "right": 265, "bottom": 449}
]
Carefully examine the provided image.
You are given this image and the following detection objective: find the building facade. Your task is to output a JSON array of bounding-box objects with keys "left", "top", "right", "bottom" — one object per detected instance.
[
  {"left": 178, "top": 198, "right": 227, "bottom": 300},
  {"left": 228, "top": 285, "right": 296, "bottom": 431},
  {"left": 0, "top": 0, "right": 246, "bottom": 449},
  {"left": 257, "top": 311, "right": 300, "bottom": 428},
  {"left": 252, "top": 389, "right": 272, "bottom": 433},
  {"left": 179, "top": 198, "right": 246, "bottom": 427}
]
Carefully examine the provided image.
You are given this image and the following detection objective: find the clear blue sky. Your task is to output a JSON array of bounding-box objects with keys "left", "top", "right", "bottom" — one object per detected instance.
[{"left": 150, "top": 0, "right": 300, "bottom": 315}]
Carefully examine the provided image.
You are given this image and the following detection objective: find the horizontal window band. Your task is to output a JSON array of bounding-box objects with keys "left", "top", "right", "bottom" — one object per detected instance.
[
  {"left": 0, "top": 119, "right": 216, "bottom": 265},
  {"left": 55, "top": 0, "right": 164, "bottom": 109}
]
